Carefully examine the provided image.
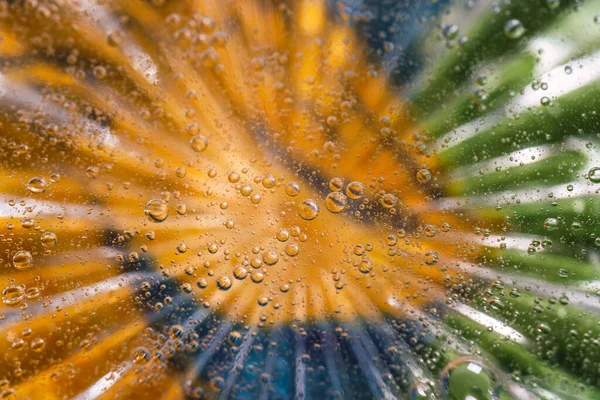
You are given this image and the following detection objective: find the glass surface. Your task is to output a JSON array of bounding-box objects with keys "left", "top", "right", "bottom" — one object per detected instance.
[{"left": 0, "top": 0, "right": 600, "bottom": 399}]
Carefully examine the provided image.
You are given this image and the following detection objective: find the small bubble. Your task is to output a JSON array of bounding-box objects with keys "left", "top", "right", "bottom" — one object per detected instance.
[
  {"left": 298, "top": 199, "right": 320, "bottom": 220},
  {"left": 564, "top": 65, "right": 572, "bottom": 75}
]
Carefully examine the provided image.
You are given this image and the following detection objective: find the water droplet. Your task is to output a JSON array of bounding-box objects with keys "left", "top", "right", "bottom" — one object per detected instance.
[
  {"left": 504, "top": 19, "right": 525, "bottom": 39},
  {"left": 286, "top": 182, "right": 301, "bottom": 197},
  {"left": 233, "top": 266, "right": 248, "bottom": 280},
  {"left": 409, "top": 381, "right": 437, "bottom": 400},
  {"left": 564, "top": 65, "right": 572, "bottom": 75},
  {"left": 217, "top": 275, "right": 232, "bottom": 290},
  {"left": 358, "top": 259, "right": 373, "bottom": 274},
  {"left": 2, "top": 285, "right": 24, "bottom": 307},
  {"left": 472, "top": 88, "right": 488, "bottom": 104},
  {"left": 380, "top": 193, "right": 397, "bottom": 209},
  {"left": 12, "top": 251, "right": 32, "bottom": 270},
  {"left": 298, "top": 199, "right": 320, "bottom": 220},
  {"left": 544, "top": 217, "right": 559, "bottom": 231},
  {"left": 325, "top": 192, "right": 347, "bottom": 213},
  {"left": 424, "top": 251, "right": 439, "bottom": 266},
  {"left": 589, "top": 167, "right": 600, "bottom": 183},
  {"left": 26, "top": 176, "right": 47, "bottom": 193},
  {"left": 329, "top": 177, "right": 344, "bottom": 192},
  {"left": 145, "top": 199, "right": 169, "bottom": 222},
  {"left": 30, "top": 338, "right": 46, "bottom": 353},
  {"left": 190, "top": 135, "right": 208, "bottom": 152},
  {"left": 416, "top": 169, "right": 432, "bottom": 183},
  {"left": 441, "top": 358, "right": 499, "bottom": 400},
  {"left": 442, "top": 24, "right": 459, "bottom": 40},
  {"left": 346, "top": 181, "right": 364, "bottom": 200},
  {"left": 285, "top": 244, "right": 299, "bottom": 257},
  {"left": 228, "top": 331, "right": 243, "bottom": 346},
  {"left": 131, "top": 347, "right": 151, "bottom": 364},
  {"left": 263, "top": 250, "right": 279, "bottom": 265}
]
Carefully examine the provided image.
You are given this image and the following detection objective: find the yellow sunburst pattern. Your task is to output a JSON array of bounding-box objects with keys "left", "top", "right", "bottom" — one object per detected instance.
[{"left": 1, "top": 0, "right": 600, "bottom": 399}]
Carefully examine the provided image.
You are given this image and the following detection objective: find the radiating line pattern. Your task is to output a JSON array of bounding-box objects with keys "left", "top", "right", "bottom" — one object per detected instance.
[{"left": 0, "top": 0, "right": 599, "bottom": 399}]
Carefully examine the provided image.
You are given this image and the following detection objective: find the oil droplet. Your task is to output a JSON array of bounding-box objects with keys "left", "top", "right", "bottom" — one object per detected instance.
[
  {"left": 298, "top": 199, "right": 320, "bottom": 220},
  {"left": 26, "top": 176, "right": 47, "bottom": 193},
  {"left": 40, "top": 232, "right": 57, "bottom": 248},
  {"left": 504, "top": 19, "right": 525, "bottom": 39},
  {"left": 589, "top": 167, "right": 600, "bottom": 183},
  {"left": 2, "top": 285, "right": 24, "bottom": 307},
  {"left": 190, "top": 135, "right": 208, "bottom": 152},
  {"left": 13, "top": 251, "right": 33, "bottom": 270},
  {"left": 416, "top": 169, "right": 431, "bottom": 183},
  {"left": 346, "top": 181, "right": 364, "bottom": 200},
  {"left": 325, "top": 192, "right": 347, "bottom": 213},
  {"left": 217, "top": 275, "right": 232, "bottom": 290},
  {"left": 441, "top": 358, "right": 499, "bottom": 400},
  {"left": 145, "top": 199, "right": 169, "bottom": 222}
]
